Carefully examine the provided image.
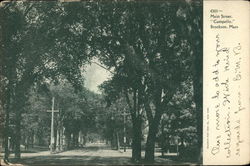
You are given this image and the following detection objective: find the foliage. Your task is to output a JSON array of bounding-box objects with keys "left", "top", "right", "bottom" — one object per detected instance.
[
  {"left": 95, "top": 0, "right": 202, "bottom": 162},
  {"left": 1, "top": 0, "right": 202, "bottom": 163}
]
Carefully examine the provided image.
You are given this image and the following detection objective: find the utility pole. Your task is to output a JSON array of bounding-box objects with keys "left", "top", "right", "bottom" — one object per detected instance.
[{"left": 47, "top": 97, "right": 59, "bottom": 154}]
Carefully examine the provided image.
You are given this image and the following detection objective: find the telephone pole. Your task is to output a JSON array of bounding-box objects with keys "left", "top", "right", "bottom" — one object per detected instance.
[{"left": 47, "top": 97, "right": 59, "bottom": 154}]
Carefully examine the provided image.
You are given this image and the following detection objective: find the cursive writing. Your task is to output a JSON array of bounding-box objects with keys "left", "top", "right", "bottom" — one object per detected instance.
[
  {"left": 234, "top": 119, "right": 243, "bottom": 156},
  {"left": 224, "top": 112, "right": 231, "bottom": 158}
]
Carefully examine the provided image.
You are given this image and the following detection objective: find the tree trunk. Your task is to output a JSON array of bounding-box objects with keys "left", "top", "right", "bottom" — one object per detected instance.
[
  {"left": 193, "top": 37, "right": 203, "bottom": 163},
  {"left": 124, "top": 89, "right": 143, "bottom": 162},
  {"left": 161, "top": 121, "right": 165, "bottom": 157},
  {"left": 4, "top": 96, "right": 10, "bottom": 161},
  {"left": 14, "top": 111, "right": 21, "bottom": 159},
  {"left": 111, "top": 133, "right": 115, "bottom": 149},
  {"left": 193, "top": 77, "right": 202, "bottom": 163},
  {"left": 190, "top": 4, "right": 203, "bottom": 162},
  {"left": 78, "top": 131, "right": 82, "bottom": 146},
  {"left": 25, "top": 135, "right": 28, "bottom": 150},
  {"left": 145, "top": 112, "right": 162, "bottom": 163},
  {"left": 144, "top": 125, "right": 157, "bottom": 163},
  {"left": 65, "top": 132, "right": 71, "bottom": 150},
  {"left": 56, "top": 128, "right": 60, "bottom": 151},
  {"left": 3, "top": 85, "right": 12, "bottom": 162},
  {"left": 60, "top": 127, "right": 64, "bottom": 151},
  {"left": 116, "top": 132, "right": 120, "bottom": 150},
  {"left": 31, "top": 130, "right": 34, "bottom": 148},
  {"left": 131, "top": 116, "right": 142, "bottom": 162},
  {"left": 76, "top": 132, "right": 79, "bottom": 148},
  {"left": 73, "top": 132, "right": 77, "bottom": 148},
  {"left": 83, "top": 133, "right": 87, "bottom": 145}
]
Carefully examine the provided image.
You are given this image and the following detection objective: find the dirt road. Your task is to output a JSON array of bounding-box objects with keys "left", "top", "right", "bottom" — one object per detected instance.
[{"left": 1, "top": 143, "right": 190, "bottom": 165}]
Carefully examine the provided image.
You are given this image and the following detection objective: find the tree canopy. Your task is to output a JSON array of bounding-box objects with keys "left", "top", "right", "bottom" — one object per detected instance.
[{"left": 0, "top": 0, "right": 202, "bottom": 163}]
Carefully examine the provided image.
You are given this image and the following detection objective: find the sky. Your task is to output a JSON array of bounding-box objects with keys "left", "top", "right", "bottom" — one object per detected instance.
[{"left": 83, "top": 61, "right": 111, "bottom": 94}]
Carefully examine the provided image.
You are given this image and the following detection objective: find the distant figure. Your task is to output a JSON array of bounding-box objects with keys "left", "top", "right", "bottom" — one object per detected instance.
[{"left": 25, "top": 137, "right": 28, "bottom": 150}]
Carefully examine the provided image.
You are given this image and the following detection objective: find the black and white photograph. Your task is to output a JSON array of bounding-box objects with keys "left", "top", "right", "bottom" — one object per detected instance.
[{"left": 0, "top": 0, "right": 203, "bottom": 165}]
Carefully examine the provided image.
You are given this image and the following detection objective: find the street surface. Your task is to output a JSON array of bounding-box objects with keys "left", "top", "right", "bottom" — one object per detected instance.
[{"left": 1, "top": 143, "right": 190, "bottom": 165}]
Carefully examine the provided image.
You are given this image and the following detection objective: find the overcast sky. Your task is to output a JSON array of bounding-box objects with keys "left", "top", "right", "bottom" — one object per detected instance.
[{"left": 83, "top": 61, "right": 111, "bottom": 94}]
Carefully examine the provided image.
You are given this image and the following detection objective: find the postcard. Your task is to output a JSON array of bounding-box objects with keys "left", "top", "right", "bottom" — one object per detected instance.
[{"left": 0, "top": 0, "right": 249, "bottom": 165}]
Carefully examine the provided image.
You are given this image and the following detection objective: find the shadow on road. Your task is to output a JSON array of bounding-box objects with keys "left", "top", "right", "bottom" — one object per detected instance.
[
  {"left": 8, "top": 144, "right": 192, "bottom": 165},
  {"left": 10, "top": 144, "right": 132, "bottom": 165},
  {"left": 12, "top": 155, "right": 132, "bottom": 165}
]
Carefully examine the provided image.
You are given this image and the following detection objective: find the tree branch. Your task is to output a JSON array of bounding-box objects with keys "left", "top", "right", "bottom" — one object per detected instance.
[
  {"left": 23, "top": 4, "right": 35, "bottom": 17},
  {"left": 92, "top": 61, "right": 115, "bottom": 75},
  {"left": 124, "top": 89, "right": 135, "bottom": 121}
]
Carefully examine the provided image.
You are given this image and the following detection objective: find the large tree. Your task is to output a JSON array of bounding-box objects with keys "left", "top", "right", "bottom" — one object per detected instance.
[
  {"left": 0, "top": 1, "right": 91, "bottom": 160},
  {"left": 95, "top": 0, "right": 201, "bottom": 162}
]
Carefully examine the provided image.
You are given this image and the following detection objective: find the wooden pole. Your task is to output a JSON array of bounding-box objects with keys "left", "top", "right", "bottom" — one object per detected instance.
[{"left": 47, "top": 97, "right": 59, "bottom": 154}]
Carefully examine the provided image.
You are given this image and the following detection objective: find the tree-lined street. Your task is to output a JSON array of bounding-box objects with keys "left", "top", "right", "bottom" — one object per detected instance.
[
  {"left": 2, "top": 143, "right": 190, "bottom": 165},
  {"left": 0, "top": 0, "right": 202, "bottom": 165}
]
